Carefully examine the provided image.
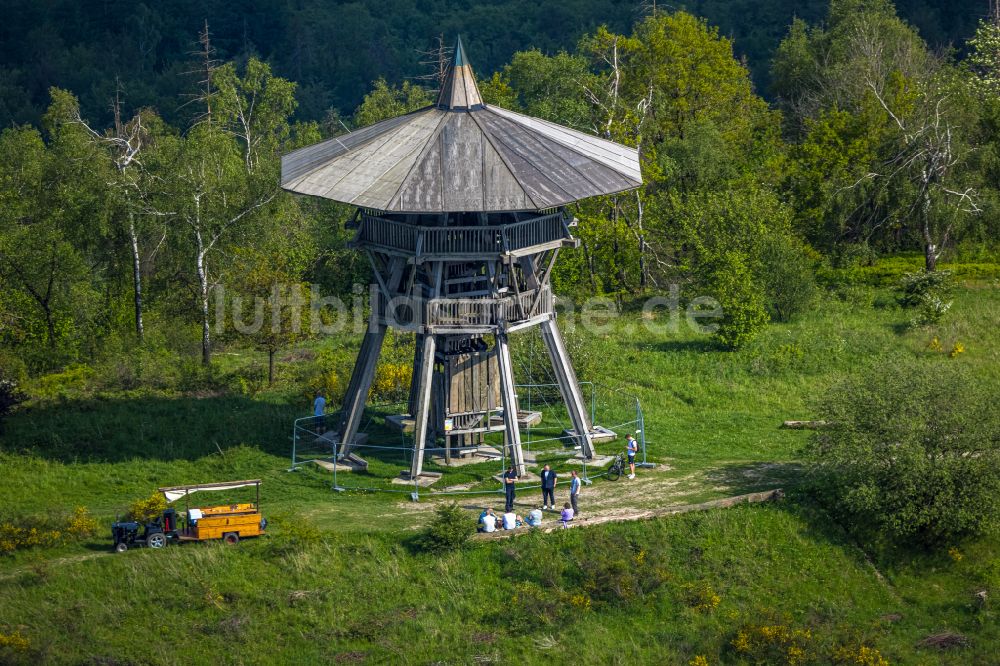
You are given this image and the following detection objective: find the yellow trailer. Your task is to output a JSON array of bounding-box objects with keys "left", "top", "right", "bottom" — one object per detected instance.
[{"left": 158, "top": 480, "right": 266, "bottom": 545}]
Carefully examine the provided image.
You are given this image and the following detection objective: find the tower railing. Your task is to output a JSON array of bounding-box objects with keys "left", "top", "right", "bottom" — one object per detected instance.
[
  {"left": 374, "top": 284, "right": 554, "bottom": 330},
  {"left": 355, "top": 210, "right": 569, "bottom": 258}
]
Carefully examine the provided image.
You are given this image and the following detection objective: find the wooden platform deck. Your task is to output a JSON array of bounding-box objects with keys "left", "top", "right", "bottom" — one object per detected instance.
[
  {"left": 561, "top": 425, "right": 618, "bottom": 444},
  {"left": 313, "top": 453, "right": 369, "bottom": 473}
]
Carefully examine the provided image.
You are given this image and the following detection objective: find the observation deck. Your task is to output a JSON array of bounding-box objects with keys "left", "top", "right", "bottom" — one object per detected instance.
[
  {"left": 350, "top": 209, "right": 578, "bottom": 262},
  {"left": 373, "top": 284, "right": 554, "bottom": 334}
]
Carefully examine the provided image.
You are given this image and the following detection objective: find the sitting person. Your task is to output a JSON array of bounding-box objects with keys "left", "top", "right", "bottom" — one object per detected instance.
[
  {"left": 479, "top": 508, "right": 497, "bottom": 533},
  {"left": 559, "top": 502, "right": 575, "bottom": 528},
  {"left": 526, "top": 507, "right": 543, "bottom": 527},
  {"left": 501, "top": 510, "right": 523, "bottom": 530}
]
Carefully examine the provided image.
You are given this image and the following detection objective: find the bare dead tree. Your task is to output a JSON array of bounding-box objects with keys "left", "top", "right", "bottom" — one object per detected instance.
[
  {"left": 65, "top": 85, "right": 170, "bottom": 342},
  {"left": 863, "top": 78, "right": 980, "bottom": 270},
  {"left": 580, "top": 36, "right": 661, "bottom": 289},
  {"left": 181, "top": 20, "right": 220, "bottom": 126},
  {"left": 414, "top": 34, "right": 452, "bottom": 93}
]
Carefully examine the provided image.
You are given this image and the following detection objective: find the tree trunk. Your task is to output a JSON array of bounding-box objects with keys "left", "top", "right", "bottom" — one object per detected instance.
[
  {"left": 268, "top": 348, "right": 275, "bottom": 386},
  {"left": 636, "top": 191, "right": 647, "bottom": 289},
  {"left": 44, "top": 307, "right": 56, "bottom": 349},
  {"left": 128, "top": 211, "right": 144, "bottom": 342},
  {"left": 195, "top": 231, "right": 211, "bottom": 366},
  {"left": 921, "top": 187, "right": 938, "bottom": 272}
]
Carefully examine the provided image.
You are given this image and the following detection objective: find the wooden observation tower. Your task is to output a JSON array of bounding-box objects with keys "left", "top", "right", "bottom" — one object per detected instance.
[{"left": 281, "top": 38, "right": 641, "bottom": 480}]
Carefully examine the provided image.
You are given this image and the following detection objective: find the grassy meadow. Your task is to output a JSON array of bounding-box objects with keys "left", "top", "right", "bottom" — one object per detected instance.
[{"left": 1, "top": 258, "right": 999, "bottom": 664}]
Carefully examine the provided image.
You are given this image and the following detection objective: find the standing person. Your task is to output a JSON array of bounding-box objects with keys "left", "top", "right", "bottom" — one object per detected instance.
[
  {"left": 313, "top": 392, "right": 327, "bottom": 435},
  {"left": 569, "top": 469, "right": 581, "bottom": 517},
  {"left": 625, "top": 433, "right": 638, "bottom": 479},
  {"left": 503, "top": 465, "right": 518, "bottom": 512},
  {"left": 540, "top": 464, "right": 557, "bottom": 509}
]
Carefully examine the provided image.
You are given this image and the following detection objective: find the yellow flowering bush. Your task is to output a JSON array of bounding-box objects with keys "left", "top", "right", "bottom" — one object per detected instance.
[
  {"left": 66, "top": 506, "right": 99, "bottom": 538},
  {"left": 732, "top": 622, "right": 813, "bottom": 665},
  {"left": 949, "top": 342, "right": 965, "bottom": 358},
  {"left": 127, "top": 492, "right": 168, "bottom": 523},
  {"left": 0, "top": 630, "right": 30, "bottom": 651},
  {"left": 0, "top": 523, "right": 60, "bottom": 554},
  {"left": 832, "top": 644, "right": 890, "bottom": 666},
  {"left": 684, "top": 581, "right": 721, "bottom": 612},
  {"left": 369, "top": 362, "right": 411, "bottom": 402}
]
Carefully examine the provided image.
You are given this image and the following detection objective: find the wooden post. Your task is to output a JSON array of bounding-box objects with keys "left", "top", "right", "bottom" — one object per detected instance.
[
  {"left": 540, "top": 318, "right": 594, "bottom": 458},
  {"left": 409, "top": 334, "right": 437, "bottom": 478},
  {"left": 495, "top": 332, "right": 525, "bottom": 476},
  {"left": 336, "top": 323, "right": 387, "bottom": 457}
]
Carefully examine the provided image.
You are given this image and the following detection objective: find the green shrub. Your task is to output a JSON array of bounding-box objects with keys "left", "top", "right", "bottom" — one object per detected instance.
[
  {"left": 897, "top": 270, "right": 954, "bottom": 326},
  {"left": 704, "top": 251, "right": 769, "bottom": 350},
  {"left": 898, "top": 269, "right": 953, "bottom": 306},
  {"left": 28, "top": 364, "right": 95, "bottom": 401},
  {"left": 0, "top": 379, "right": 26, "bottom": 431},
  {"left": 413, "top": 503, "right": 474, "bottom": 553},
  {"left": 759, "top": 233, "right": 818, "bottom": 322},
  {"left": 264, "top": 512, "right": 323, "bottom": 557},
  {"left": 808, "top": 361, "right": 1000, "bottom": 545},
  {"left": 0, "top": 351, "right": 28, "bottom": 384}
]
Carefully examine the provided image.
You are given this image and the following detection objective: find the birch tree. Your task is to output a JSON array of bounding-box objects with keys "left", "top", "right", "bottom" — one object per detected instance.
[
  {"left": 47, "top": 88, "right": 172, "bottom": 342},
  {"left": 157, "top": 125, "right": 278, "bottom": 366}
]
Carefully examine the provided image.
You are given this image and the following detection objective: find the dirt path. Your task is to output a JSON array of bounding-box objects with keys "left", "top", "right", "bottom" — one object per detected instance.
[{"left": 387, "top": 460, "right": 794, "bottom": 526}]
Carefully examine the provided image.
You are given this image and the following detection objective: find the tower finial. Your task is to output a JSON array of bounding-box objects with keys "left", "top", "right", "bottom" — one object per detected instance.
[{"left": 437, "top": 35, "right": 483, "bottom": 110}]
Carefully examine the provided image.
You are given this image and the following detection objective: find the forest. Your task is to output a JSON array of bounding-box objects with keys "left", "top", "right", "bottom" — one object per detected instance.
[
  {"left": 2, "top": 0, "right": 1000, "bottom": 375},
  {"left": 0, "top": 0, "right": 990, "bottom": 129}
]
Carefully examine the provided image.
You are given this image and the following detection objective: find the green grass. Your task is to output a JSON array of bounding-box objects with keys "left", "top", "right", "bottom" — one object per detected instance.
[
  {"left": 1, "top": 275, "right": 999, "bottom": 664},
  {"left": 1, "top": 502, "right": 996, "bottom": 664}
]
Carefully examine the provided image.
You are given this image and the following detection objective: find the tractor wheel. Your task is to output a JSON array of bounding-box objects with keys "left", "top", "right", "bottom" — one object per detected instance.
[
  {"left": 223, "top": 533, "right": 240, "bottom": 545},
  {"left": 147, "top": 533, "right": 167, "bottom": 548},
  {"left": 115, "top": 542, "right": 128, "bottom": 553}
]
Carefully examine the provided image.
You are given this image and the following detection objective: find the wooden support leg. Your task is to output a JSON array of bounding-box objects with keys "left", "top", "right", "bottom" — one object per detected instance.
[
  {"left": 407, "top": 333, "right": 424, "bottom": 416},
  {"left": 409, "top": 334, "right": 437, "bottom": 478},
  {"left": 540, "top": 318, "right": 594, "bottom": 458},
  {"left": 495, "top": 332, "right": 525, "bottom": 476},
  {"left": 336, "top": 324, "right": 387, "bottom": 458}
]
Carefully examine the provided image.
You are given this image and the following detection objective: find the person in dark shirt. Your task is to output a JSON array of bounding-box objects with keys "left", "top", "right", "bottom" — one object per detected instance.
[
  {"left": 503, "top": 465, "right": 518, "bottom": 512},
  {"left": 540, "top": 464, "right": 557, "bottom": 509}
]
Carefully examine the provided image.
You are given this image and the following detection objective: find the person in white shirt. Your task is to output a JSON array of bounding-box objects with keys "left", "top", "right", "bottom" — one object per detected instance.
[
  {"left": 502, "top": 511, "right": 522, "bottom": 530},
  {"left": 481, "top": 511, "right": 497, "bottom": 533},
  {"left": 526, "top": 508, "right": 543, "bottom": 527}
]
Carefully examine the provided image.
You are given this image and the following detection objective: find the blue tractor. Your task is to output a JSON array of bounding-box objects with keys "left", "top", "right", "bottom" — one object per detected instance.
[{"left": 110, "top": 507, "right": 179, "bottom": 553}]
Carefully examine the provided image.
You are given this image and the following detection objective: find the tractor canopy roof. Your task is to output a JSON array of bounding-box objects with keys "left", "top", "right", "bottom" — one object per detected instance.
[{"left": 158, "top": 479, "right": 261, "bottom": 503}]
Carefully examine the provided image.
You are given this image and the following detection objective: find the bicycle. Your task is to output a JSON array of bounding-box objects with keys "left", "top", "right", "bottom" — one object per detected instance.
[{"left": 606, "top": 452, "right": 626, "bottom": 481}]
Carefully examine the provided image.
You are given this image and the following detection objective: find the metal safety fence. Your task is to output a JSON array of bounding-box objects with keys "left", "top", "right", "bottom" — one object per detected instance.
[{"left": 288, "top": 383, "right": 650, "bottom": 500}]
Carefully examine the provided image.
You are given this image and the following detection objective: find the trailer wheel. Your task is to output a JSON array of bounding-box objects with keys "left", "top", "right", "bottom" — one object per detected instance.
[
  {"left": 147, "top": 533, "right": 167, "bottom": 548},
  {"left": 223, "top": 533, "right": 239, "bottom": 545},
  {"left": 115, "top": 542, "right": 128, "bottom": 553}
]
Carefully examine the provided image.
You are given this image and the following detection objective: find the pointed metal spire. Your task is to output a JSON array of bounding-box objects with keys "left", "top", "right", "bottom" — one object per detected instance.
[{"left": 437, "top": 35, "right": 483, "bottom": 110}]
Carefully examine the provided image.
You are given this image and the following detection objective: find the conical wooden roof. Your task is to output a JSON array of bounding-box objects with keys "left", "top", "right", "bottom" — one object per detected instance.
[{"left": 281, "top": 39, "right": 642, "bottom": 213}]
